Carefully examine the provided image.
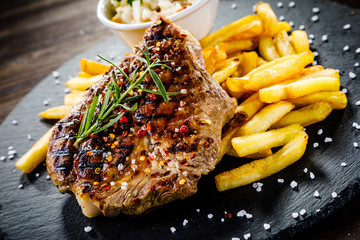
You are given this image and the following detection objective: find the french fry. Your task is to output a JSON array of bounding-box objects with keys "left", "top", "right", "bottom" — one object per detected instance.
[
  {"left": 227, "top": 148, "right": 273, "bottom": 159},
  {"left": 298, "top": 65, "right": 324, "bottom": 76},
  {"left": 220, "top": 128, "right": 238, "bottom": 159},
  {"left": 80, "top": 59, "right": 109, "bottom": 76},
  {"left": 240, "top": 51, "right": 258, "bottom": 76},
  {"left": 235, "top": 92, "right": 266, "bottom": 121},
  {"left": 271, "top": 102, "right": 333, "bottom": 128},
  {"left": 216, "top": 131, "right": 308, "bottom": 191},
  {"left": 226, "top": 19, "right": 264, "bottom": 40},
  {"left": 215, "top": 54, "right": 242, "bottom": 71},
  {"left": 38, "top": 106, "right": 72, "bottom": 119},
  {"left": 227, "top": 77, "right": 248, "bottom": 99},
  {"left": 218, "top": 47, "right": 228, "bottom": 62},
  {"left": 286, "top": 91, "right": 347, "bottom": 110},
  {"left": 259, "top": 69, "right": 340, "bottom": 103},
  {"left": 237, "top": 101, "right": 294, "bottom": 136},
  {"left": 278, "top": 21, "right": 291, "bottom": 32},
  {"left": 256, "top": 2, "right": 279, "bottom": 37},
  {"left": 274, "top": 30, "right": 296, "bottom": 56},
  {"left": 64, "top": 92, "right": 84, "bottom": 106},
  {"left": 243, "top": 51, "right": 314, "bottom": 91},
  {"left": 200, "top": 15, "right": 262, "bottom": 48},
  {"left": 15, "top": 127, "right": 54, "bottom": 174},
  {"left": 65, "top": 75, "right": 102, "bottom": 91},
  {"left": 212, "top": 59, "right": 240, "bottom": 83},
  {"left": 78, "top": 72, "right": 93, "bottom": 78},
  {"left": 218, "top": 39, "right": 256, "bottom": 54},
  {"left": 203, "top": 45, "right": 219, "bottom": 74},
  {"left": 291, "top": 30, "right": 310, "bottom": 53},
  {"left": 232, "top": 124, "right": 303, "bottom": 157},
  {"left": 258, "top": 36, "right": 280, "bottom": 61},
  {"left": 257, "top": 56, "right": 268, "bottom": 66}
]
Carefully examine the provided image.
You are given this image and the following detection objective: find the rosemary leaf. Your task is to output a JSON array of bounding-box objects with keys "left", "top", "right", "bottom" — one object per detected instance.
[
  {"left": 97, "top": 54, "right": 131, "bottom": 84},
  {"left": 118, "top": 102, "right": 138, "bottom": 111},
  {"left": 149, "top": 69, "right": 169, "bottom": 103},
  {"left": 121, "top": 95, "right": 142, "bottom": 103},
  {"left": 85, "top": 95, "right": 99, "bottom": 132},
  {"left": 93, "top": 113, "right": 124, "bottom": 134},
  {"left": 78, "top": 104, "right": 90, "bottom": 137}
]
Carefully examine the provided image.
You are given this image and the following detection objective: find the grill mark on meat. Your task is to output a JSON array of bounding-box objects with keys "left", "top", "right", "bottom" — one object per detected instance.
[{"left": 51, "top": 149, "right": 71, "bottom": 157}]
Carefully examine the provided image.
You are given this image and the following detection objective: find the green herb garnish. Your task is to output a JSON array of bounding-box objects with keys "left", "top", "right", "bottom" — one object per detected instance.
[
  {"left": 74, "top": 45, "right": 177, "bottom": 147},
  {"left": 116, "top": 0, "right": 143, "bottom": 7}
]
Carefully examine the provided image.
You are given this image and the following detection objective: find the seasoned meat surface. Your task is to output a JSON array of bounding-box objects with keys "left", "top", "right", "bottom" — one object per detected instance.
[{"left": 47, "top": 16, "right": 236, "bottom": 217}]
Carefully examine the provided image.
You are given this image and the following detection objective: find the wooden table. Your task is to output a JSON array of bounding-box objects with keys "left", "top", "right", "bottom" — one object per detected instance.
[{"left": 1, "top": 0, "right": 359, "bottom": 239}]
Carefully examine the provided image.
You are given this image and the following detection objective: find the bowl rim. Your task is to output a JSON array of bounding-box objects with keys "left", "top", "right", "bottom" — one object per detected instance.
[{"left": 97, "top": 0, "right": 210, "bottom": 30}]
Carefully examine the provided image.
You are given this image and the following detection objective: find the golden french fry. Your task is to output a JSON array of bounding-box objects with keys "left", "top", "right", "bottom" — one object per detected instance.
[
  {"left": 226, "top": 19, "right": 264, "bottom": 40},
  {"left": 218, "top": 47, "right": 228, "bottom": 62},
  {"left": 212, "top": 59, "right": 240, "bottom": 83},
  {"left": 65, "top": 75, "right": 102, "bottom": 91},
  {"left": 227, "top": 77, "right": 248, "bottom": 99},
  {"left": 80, "top": 59, "right": 109, "bottom": 76},
  {"left": 218, "top": 39, "right": 256, "bottom": 54},
  {"left": 64, "top": 92, "right": 84, "bottom": 106},
  {"left": 216, "top": 131, "right": 308, "bottom": 191},
  {"left": 257, "top": 56, "right": 268, "bottom": 66},
  {"left": 274, "top": 30, "right": 296, "bottom": 56},
  {"left": 243, "top": 51, "right": 314, "bottom": 91},
  {"left": 215, "top": 54, "right": 242, "bottom": 71},
  {"left": 259, "top": 69, "right": 340, "bottom": 103},
  {"left": 240, "top": 51, "right": 258, "bottom": 76},
  {"left": 256, "top": 2, "right": 279, "bottom": 37},
  {"left": 78, "top": 72, "right": 93, "bottom": 78},
  {"left": 227, "top": 148, "right": 273, "bottom": 159},
  {"left": 237, "top": 101, "right": 294, "bottom": 136},
  {"left": 232, "top": 124, "right": 303, "bottom": 157},
  {"left": 220, "top": 128, "right": 239, "bottom": 159},
  {"left": 38, "top": 106, "right": 72, "bottom": 119},
  {"left": 271, "top": 102, "right": 333, "bottom": 128},
  {"left": 278, "top": 21, "right": 291, "bottom": 32},
  {"left": 286, "top": 91, "right": 347, "bottom": 110},
  {"left": 298, "top": 65, "right": 324, "bottom": 76},
  {"left": 200, "top": 15, "right": 262, "bottom": 48},
  {"left": 259, "top": 36, "right": 280, "bottom": 61},
  {"left": 235, "top": 92, "right": 266, "bottom": 121},
  {"left": 15, "top": 127, "right": 55, "bottom": 174},
  {"left": 291, "top": 30, "right": 310, "bottom": 53},
  {"left": 203, "top": 45, "right": 219, "bottom": 75}
]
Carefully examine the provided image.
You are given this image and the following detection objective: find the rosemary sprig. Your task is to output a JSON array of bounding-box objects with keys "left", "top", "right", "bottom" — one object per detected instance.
[{"left": 74, "top": 45, "right": 178, "bottom": 147}]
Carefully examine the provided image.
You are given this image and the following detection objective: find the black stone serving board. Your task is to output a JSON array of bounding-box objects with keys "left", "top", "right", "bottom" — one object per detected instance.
[{"left": 1, "top": 0, "right": 360, "bottom": 239}]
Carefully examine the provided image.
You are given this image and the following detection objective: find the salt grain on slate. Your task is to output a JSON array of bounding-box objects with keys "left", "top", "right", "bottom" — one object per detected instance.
[
  {"left": 300, "top": 209, "right": 307, "bottom": 216},
  {"left": 353, "top": 142, "right": 359, "bottom": 148},
  {"left": 313, "top": 51, "right": 319, "bottom": 56},
  {"left": 8, "top": 155, "right": 14, "bottom": 160},
  {"left": 314, "top": 190, "right": 320, "bottom": 198},
  {"left": 355, "top": 48, "right": 360, "bottom": 54},
  {"left": 221, "top": 218, "right": 224, "bottom": 222},
  {"left": 64, "top": 88, "right": 71, "bottom": 94},
  {"left": 341, "top": 88, "right": 348, "bottom": 93},
  {"left": 0, "top": 156, "right": 5, "bottom": 161},
  {"left": 289, "top": 21, "right": 294, "bottom": 27},
  {"left": 46, "top": 175, "right": 51, "bottom": 180},
  {"left": 324, "top": 137, "right": 332, "bottom": 143},
  {"left": 12, "top": 120, "right": 18, "bottom": 125},
  {"left": 331, "top": 192, "right": 338, "bottom": 198},
  {"left": 316, "top": 209, "right": 321, "bottom": 212},
  {"left": 290, "top": 181, "right": 297, "bottom": 189},
  {"left": 299, "top": 25, "right": 305, "bottom": 30},
  {"left": 43, "top": 100, "right": 49, "bottom": 106},
  {"left": 277, "top": 178, "right": 284, "bottom": 183},
  {"left": 232, "top": 238, "right": 240, "bottom": 240},
  {"left": 196, "top": 208, "right": 200, "bottom": 212},
  {"left": 309, "top": 34, "right": 315, "bottom": 39},
  {"left": 312, "top": 60, "right": 317, "bottom": 65},
  {"left": 311, "top": 15, "right": 319, "bottom": 22},
  {"left": 237, "top": 210, "right": 246, "bottom": 217},
  {"left": 309, "top": 172, "right": 315, "bottom": 179},
  {"left": 355, "top": 63, "right": 359, "bottom": 67},
  {"left": 292, "top": 212, "right": 299, "bottom": 218},
  {"left": 321, "top": 35, "right": 328, "bottom": 42},
  {"left": 349, "top": 72, "right": 356, "bottom": 79},
  {"left": 288, "top": 1, "right": 295, "bottom": 8},
  {"left": 27, "top": 134, "right": 32, "bottom": 140},
  {"left": 8, "top": 146, "right": 13, "bottom": 150},
  {"left": 303, "top": 168, "right": 308, "bottom": 173},
  {"left": 170, "top": 227, "right": 176, "bottom": 233},
  {"left": 308, "top": 39, "right": 313, "bottom": 44},
  {"left": 183, "top": 219, "right": 188, "bottom": 226},
  {"left": 263, "top": 223, "right": 271, "bottom": 230},
  {"left": 35, "top": 173, "right": 40, "bottom": 178},
  {"left": 343, "top": 45, "right": 350, "bottom": 51},
  {"left": 277, "top": 2, "right": 283, "bottom": 8},
  {"left": 231, "top": 3, "right": 237, "bottom": 9},
  {"left": 312, "top": 7, "right": 320, "bottom": 13},
  {"left": 52, "top": 71, "right": 60, "bottom": 78},
  {"left": 313, "top": 142, "right": 319, "bottom": 148},
  {"left": 208, "top": 213, "right": 213, "bottom": 219},
  {"left": 341, "top": 162, "right": 347, "bottom": 167},
  {"left": 279, "top": 16, "right": 285, "bottom": 21},
  {"left": 317, "top": 129, "right": 323, "bottom": 135},
  {"left": 18, "top": 184, "right": 24, "bottom": 189},
  {"left": 244, "top": 233, "right": 251, "bottom": 240},
  {"left": 343, "top": 24, "right": 351, "bottom": 30},
  {"left": 246, "top": 213, "right": 253, "bottom": 219},
  {"left": 8, "top": 150, "right": 16, "bottom": 155},
  {"left": 84, "top": 226, "right": 92, "bottom": 233}
]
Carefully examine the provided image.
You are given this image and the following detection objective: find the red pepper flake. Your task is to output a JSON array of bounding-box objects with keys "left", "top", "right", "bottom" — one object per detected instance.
[
  {"left": 119, "top": 116, "right": 128, "bottom": 123},
  {"left": 180, "top": 159, "right": 189, "bottom": 166},
  {"left": 151, "top": 172, "right": 159, "bottom": 178},
  {"left": 225, "top": 213, "right": 232, "bottom": 219},
  {"left": 180, "top": 125, "right": 188, "bottom": 133},
  {"left": 117, "top": 80, "right": 123, "bottom": 86},
  {"left": 176, "top": 5, "right": 187, "bottom": 12},
  {"left": 89, "top": 133, "right": 96, "bottom": 138},
  {"left": 79, "top": 115, "right": 84, "bottom": 123},
  {"left": 86, "top": 151, "right": 93, "bottom": 156},
  {"left": 147, "top": 122, "right": 151, "bottom": 132},
  {"left": 149, "top": 94, "right": 157, "bottom": 101},
  {"left": 150, "top": 184, "right": 156, "bottom": 192},
  {"left": 137, "top": 129, "right": 146, "bottom": 138},
  {"left": 122, "top": 131, "right": 128, "bottom": 137},
  {"left": 145, "top": 159, "right": 150, "bottom": 166},
  {"left": 120, "top": 109, "right": 126, "bottom": 114},
  {"left": 113, "top": 122, "right": 118, "bottom": 128},
  {"left": 191, "top": 152, "right": 196, "bottom": 158},
  {"left": 104, "top": 185, "right": 110, "bottom": 191},
  {"left": 114, "top": 149, "right": 121, "bottom": 153},
  {"left": 149, "top": 155, "right": 155, "bottom": 161},
  {"left": 103, "top": 136, "right": 108, "bottom": 143},
  {"left": 163, "top": 171, "right": 170, "bottom": 176},
  {"left": 204, "top": 140, "right": 210, "bottom": 148}
]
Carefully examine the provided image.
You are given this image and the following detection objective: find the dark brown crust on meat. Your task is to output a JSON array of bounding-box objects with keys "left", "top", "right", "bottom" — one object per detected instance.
[{"left": 47, "top": 16, "right": 236, "bottom": 216}]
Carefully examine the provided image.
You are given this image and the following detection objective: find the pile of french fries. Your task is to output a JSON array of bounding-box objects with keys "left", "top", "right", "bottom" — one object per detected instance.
[
  {"left": 201, "top": 2, "right": 347, "bottom": 191},
  {"left": 17, "top": 2, "right": 347, "bottom": 195}
]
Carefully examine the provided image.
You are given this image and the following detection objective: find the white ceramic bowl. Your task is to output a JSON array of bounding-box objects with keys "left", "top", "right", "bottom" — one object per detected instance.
[{"left": 97, "top": 0, "right": 219, "bottom": 48}]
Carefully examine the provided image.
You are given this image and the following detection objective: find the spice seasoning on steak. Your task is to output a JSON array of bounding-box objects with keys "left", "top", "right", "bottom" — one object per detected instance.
[{"left": 46, "top": 16, "right": 236, "bottom": 217}]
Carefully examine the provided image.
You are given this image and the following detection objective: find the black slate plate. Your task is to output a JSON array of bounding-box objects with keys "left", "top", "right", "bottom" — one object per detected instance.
[{"left": 1, "top": 0, "right": 360, "bottom": 239}]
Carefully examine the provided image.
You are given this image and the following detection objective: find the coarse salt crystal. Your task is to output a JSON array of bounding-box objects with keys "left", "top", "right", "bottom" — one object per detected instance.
[
  {"left": 310, "top": 172, "right": 315, "bottom": 179},
  {"left": 317, "top": 129, "right": 323, "bottom": 135},
  {"left": 181, "top": 89, "right": 187, "bottom": 94},
  {"left": 288, "top": 1, "right": 295, "bottom": 8},
  {"left": 324, "top": 137, "right": 332, "bottom": 143},
  {"left": 303, "top": 168, "right": 308, "bottom": 173},
  {"left": 316, "top": 209, "right": 321, "bottom": 212},
  {"left": 246, "top": 213, "right": 253, "bottom": 219},
  {"left": 331, "top": 192, "right": 338, "bottom": 198},
  {"left": 118, "top": 163, "right": 124, "bottom": 171},
  {"left": 312, "top": 7, "right": 320, "bottom": 13},
  {"left": 0, "top": 156, "right": 5, "bottom": 161},
  {"left": 313, "top": 142, "right": 318, "bottom": 149},
  {"left": 207, "top": 213, "right": 213, "bottom": 219},
  {"left": 18, "top": 184, "right": 24, "bottom": 189},
  {"left": 313, "top": 51, "right": 319, "bottom": 57},
  {"left": 263, "top": 223, "right": 271, "bottom": 230},
  {"left": 277, "top": 178, "right": 284, "bottom": 183},
  {"left": 343, "top": 24, "right": 351, "bottom": 30},
  {"left": 170, "top": 227, "right": 176, "bottom": 233},
  {"left": 84, "top": 226, "right": 92, "bottom": 232},
  {"left": 196, "top": 208, "right": 200, "bottom": 212},
  {"left": 12, "top": 120, "right": 18, "bottom": 125},
  {"left": 256, "top": 187, "right": 262, "bottom": 192},
  {"left": 54, "top": 80, "right": 60, "bottom": 85},
  {"left": 232, "top": 238, "right": 240, "bottom": 240},
  {"left": 353, "top": 142, "right": 359, "bottom": 148},
  {"left": 35, "top": 173, "right": 40, "bottom": 178},
  {"left": 289, "top": 21, "right": 294, "bottom": 27},
  {"left": 356, "top": 48, "right": 360, "bottom": 54},
  {"left": 290, "top": 181, "right": 297, "bottom": 189},
  {"left": 311, "top": 15, "right": 319, "bottom": 22},
  {"left": 292, "top": 212, "right": 299, "bottom": 218},
  {"left": 308, "top": 39, "right": 313, "bottom": 44},
  {"left": 352, "top": 122, "right": 358, "bottom": 128},
  {"left": 237, "top": 210, "right": 246, "bottom": 217},
  {"left": 183, "top": 219, "right": 188, "bottom": 226},
  {"left": 221, "top": 218, "right": 225, "bottom": 222},
  {"left": 231, "top": 3, "right": 237, "bottom": 9},
  {"left": 121, "top": 182, "right": 128, "bottom": 190},
  {"left": 52, "top": 71, "right": 60, "bottom": 78},
  {"left": 27, "top": 134, "right": 32, "bottom": 140},
  {"left": 8, "top": 146, "right": 13, "bottom": 150},
  {"left": 46, "top": 175, "right": 51, "bottom": 180},
  {"left": 300, "top": 209, "right": 307, "bottom": 215},
  {"left": 349, "top": 72, "right": 356, "bottom": 79},
  {"left": 321, "top": 35, "right": 328, "bottom": 42},
  {"left": 309, "top": 34, "right": 315, "bottom": 39},
  {"left": 110, "top": 181, "right": 115, "bottom": 186},
  {"left": 312, "top": 60, "right": 317, "bottom": 66},
  {"left": 277, "top": 2, "right": 283, "bottom": 8},
  {"left": 43, "top": 100, "right": 49, "bottom": 106},
  {"left": 252, "top": 183, "right": 258, "bottom": 188},
  {"left": 314, "top": 190, "right": 320, "bottom": 198},
  {"left": 244, "top": 233, "right": 251, "bottom": 240},
  {"left": 299, "top": 25, "right": 305, "bottom": 30},
  {"left": 355, "top": 63, "right": 359, "bottom": 67},
  {"left": 8, "top": 150, "right": 16, "bottom": 155},
  {"left": 279, "top": 16, "right": 285, "bottom": 21},
  {"left": 341, "top": 162, "right": 347, "bottom": 167},
  {"left": 64, "top": 88, "right": 70, "bottom": 94},
  {"left": 341, "top": 88, "right": 348, "bottom": 93},
  {"left": 343, "top": 45, "right": 350, "bottom": 51},
  {"left": 8, "top": 155, "right": 14, "bottom": 160}
]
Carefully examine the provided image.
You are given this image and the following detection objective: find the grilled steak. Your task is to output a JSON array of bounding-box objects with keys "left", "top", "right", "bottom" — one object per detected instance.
[{"left": 46, "top": 16, "right": 236, "bottom": 217}]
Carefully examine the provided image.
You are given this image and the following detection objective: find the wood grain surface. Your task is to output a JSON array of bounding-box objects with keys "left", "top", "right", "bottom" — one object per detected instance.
[{"left": 0, "top": 0, "right": 359, "bottom": 239}]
